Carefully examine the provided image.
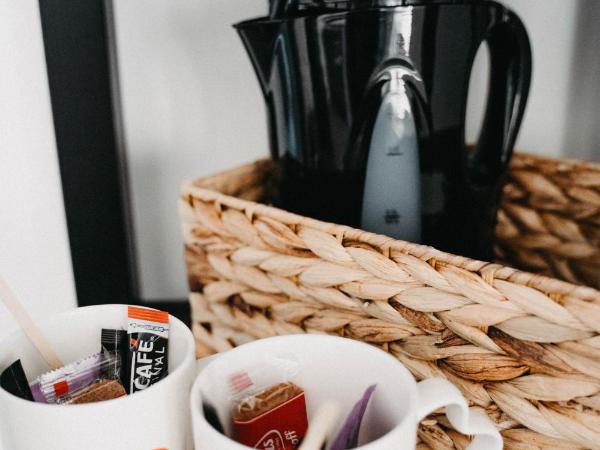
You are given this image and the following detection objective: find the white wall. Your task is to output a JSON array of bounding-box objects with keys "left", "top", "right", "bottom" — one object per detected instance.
[
  {"left": 112, "top": 0, "right": 268, "bottom": 301},
  {"left": 563, "top": 0, "right": 600, "bottom": 162},
  {"left": 0, "top": 1, "right": 77, "bottom": 340},
  {"left": 502, "top": 0, "right": 580, "bottom": 158},
  {"left": 466, "top": 0, "right": 600, "bottom": 160},
  {"left": 114, "top": 1, "right": 600, "bottom": 301}
]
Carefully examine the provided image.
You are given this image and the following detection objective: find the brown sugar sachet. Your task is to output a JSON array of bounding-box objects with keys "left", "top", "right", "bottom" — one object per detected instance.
[
  {"left": 231, "top": 379, "right": 308, "bottom": 449},
  {"left": 67, "top": 379, "right": 127, "bottom": 404}
]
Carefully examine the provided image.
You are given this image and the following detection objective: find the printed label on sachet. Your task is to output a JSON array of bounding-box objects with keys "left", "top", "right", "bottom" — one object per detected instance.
[{"left": 233, "top": 391, "right": 308, "bottom": 450}]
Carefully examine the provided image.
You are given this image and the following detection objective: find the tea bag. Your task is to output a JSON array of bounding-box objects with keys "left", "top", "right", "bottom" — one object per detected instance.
[
  {"left": 330, "top": 385, "right": 377, "bottom": 450},
  {"left": 0, "top": 359, "right": 33, "bottom": 401}
]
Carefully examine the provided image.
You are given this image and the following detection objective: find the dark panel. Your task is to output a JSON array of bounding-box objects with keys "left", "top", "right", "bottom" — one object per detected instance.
[
  {"left": 151, "top": 301, "right": 191, "bottom": 328},
  {"left": 38, "top": 0, "right": 139, "bottom": 306}
]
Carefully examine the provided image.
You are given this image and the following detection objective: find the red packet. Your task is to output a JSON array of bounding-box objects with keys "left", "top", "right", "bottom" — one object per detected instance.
[{"left": 232, "top": 381, "right": 308, "bottom": 450}]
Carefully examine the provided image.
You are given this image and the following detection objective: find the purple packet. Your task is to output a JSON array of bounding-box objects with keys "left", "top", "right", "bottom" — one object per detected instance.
[
  {"left": 37, "top": 352, "right": 117, "bottom": 403},
  {"left": 30, "top": 381, "right": 47, "bottom": 403},
  {"left": 330, "top": 384, "right": 377, "bottom": 450}
]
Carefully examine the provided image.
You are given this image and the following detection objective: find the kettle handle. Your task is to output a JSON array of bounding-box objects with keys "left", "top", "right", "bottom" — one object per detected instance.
[{"left": 468, "top": 10, "right": 532, "bottom": 185}]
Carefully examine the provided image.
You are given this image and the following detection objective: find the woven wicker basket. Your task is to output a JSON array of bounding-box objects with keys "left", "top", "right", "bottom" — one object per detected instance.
[
  {"left": 180, "top": 152, "right": 600, "bottom": 449},
  {"left": 496, "top": 153, "right": 600, "bottom": 291}
]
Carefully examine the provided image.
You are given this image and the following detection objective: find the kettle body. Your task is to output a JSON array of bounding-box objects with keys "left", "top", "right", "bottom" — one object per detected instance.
[{"left": 236, "top": 0, "right": 531, "bottom": 260}]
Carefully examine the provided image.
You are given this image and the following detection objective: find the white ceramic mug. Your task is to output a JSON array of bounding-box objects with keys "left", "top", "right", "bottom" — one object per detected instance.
[
  {"left": 0, "top": 304, "right": 196, "bottom": 450},
  {"left": 191, "top": 335, "right": 502, "bottom": 450}
]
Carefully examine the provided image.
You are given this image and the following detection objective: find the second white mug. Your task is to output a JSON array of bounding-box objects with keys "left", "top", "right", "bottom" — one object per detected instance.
[{"left": 190, "top": 334, "right": 502, "bottom": 450}]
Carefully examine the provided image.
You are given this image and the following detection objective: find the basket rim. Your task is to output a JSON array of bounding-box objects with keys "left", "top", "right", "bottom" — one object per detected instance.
[
  {"left": 515, "top": 151, "right": 600, "bottom": 171},
  {"left": 181, "top": 158, "right": 600, "bottom": 302}
]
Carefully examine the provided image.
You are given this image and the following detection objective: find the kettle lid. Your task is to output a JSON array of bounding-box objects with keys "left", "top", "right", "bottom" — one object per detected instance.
[
  {"left": 269, "top": 0, "right": 484, "bottom": 20},
  {"left": 291, "top": 0, "right": 482, "bottom": 11}
]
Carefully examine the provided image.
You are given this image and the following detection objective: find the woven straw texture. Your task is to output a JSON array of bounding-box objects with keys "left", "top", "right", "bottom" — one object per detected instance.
[
  {"left": 497, "top": 153, "right": 600, "bottom": 290},
  {"left": 181, "top": 153, "right": 600, "bottom": 449}
]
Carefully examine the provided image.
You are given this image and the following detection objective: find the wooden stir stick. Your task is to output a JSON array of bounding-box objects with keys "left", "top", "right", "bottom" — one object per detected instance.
[
  {"left": 299, "top": 401, "right": 341, "bottom": 450},
  {"left": 0, "top": 276, "right": 63, "bottom": 370}
]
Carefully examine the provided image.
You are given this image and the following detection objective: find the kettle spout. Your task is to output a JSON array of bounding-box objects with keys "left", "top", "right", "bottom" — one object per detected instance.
[{"left": 234, "top": 19, "right": 281, "bottom": 95}]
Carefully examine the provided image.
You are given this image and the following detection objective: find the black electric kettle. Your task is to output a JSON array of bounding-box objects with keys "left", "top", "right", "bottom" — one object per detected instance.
[{"left": 235, "top": 0, "right": 531, "bottom": 260}]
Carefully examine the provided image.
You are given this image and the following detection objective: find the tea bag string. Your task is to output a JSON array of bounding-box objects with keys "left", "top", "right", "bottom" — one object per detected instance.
[{"left": 0, "top": 276, "right": 63, "bottom": 370}]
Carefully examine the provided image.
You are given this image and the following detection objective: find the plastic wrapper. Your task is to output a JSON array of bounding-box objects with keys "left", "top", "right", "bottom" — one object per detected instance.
[
  {"left": 101, "top": 328, "right": 127, "bottom": 390},
  {"left": 126, "top": 306, "right": 169, "bottom": 394},
  {"left": 37, "top": 352, "right": 125, "bottom": 404}
]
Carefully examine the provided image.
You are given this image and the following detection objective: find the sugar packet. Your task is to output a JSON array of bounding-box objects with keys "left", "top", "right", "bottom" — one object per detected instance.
[{"left": 228, "top": 357, "right": 308, "bottom": 449}]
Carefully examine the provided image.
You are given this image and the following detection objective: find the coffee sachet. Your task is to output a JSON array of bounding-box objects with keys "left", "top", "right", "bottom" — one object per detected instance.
[{"left": 126, "top": 306, "right": 169, "bottom": 394}]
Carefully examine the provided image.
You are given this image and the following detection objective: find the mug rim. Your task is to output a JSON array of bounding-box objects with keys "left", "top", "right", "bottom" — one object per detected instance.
[
  {"left": 190, "top": 334, "right": 418, "bottom": 449},
  {"left": 0, "top": 304, "right": 196, "bottom": 409}
]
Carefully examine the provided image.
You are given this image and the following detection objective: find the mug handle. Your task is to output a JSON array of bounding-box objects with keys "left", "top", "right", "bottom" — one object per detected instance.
[{"left": 416, "top": 378, "right": 502, "bottom": 450}]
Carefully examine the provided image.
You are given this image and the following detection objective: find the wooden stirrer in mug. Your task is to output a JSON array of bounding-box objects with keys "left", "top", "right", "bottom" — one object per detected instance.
[
  {"left": 299, "top": 401, "right": 341, "bottom": 450},
  {"left": 0, "top": 276, "right": 63, "bottom": 369}
]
